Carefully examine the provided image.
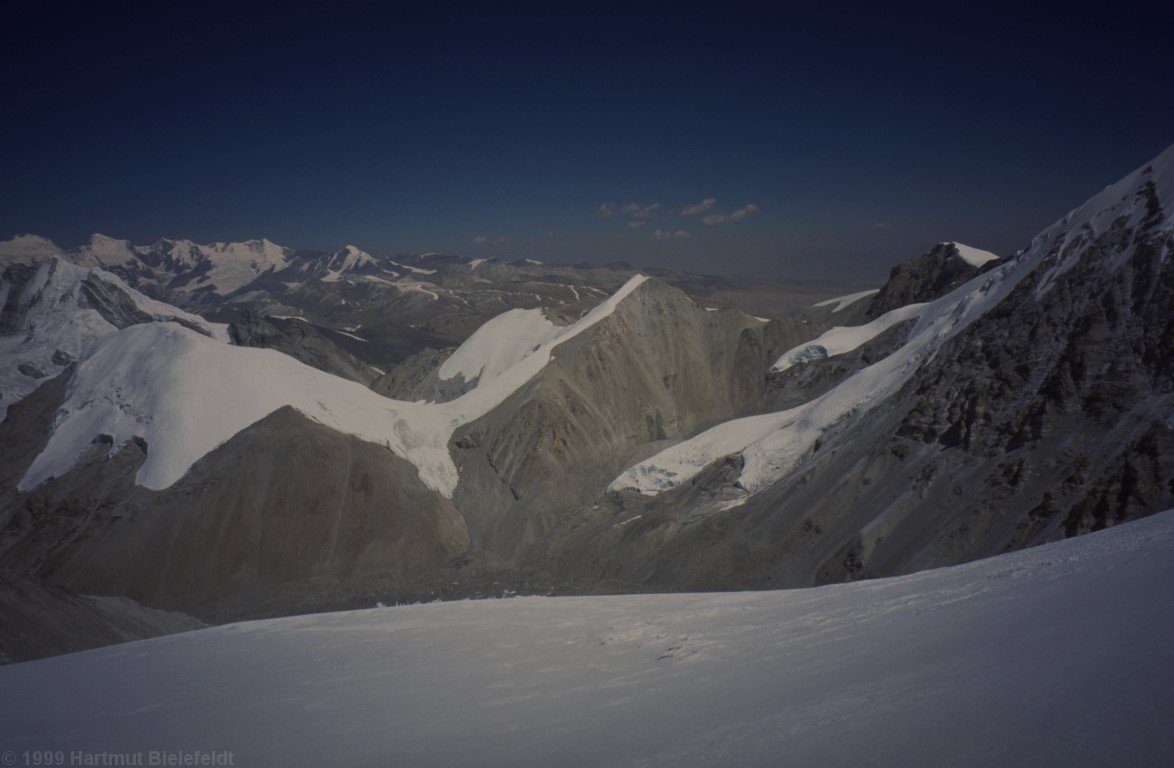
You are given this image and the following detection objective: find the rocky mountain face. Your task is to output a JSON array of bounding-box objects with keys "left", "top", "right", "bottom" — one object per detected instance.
[
  {"left": 866, "top": 242, "right": 1000, "bottom": 317},
  {"left": 0, "top": 147, "right": 1170, "bottom": 659},
  {"left": 558, "top": 148, "right": 1173, "bottom": 590},
  {"left": 228, "top": 311, "right": 383, "bottom": 386},
  {"left": 450, "top": 280, "right": 769, "bottom": 561}
]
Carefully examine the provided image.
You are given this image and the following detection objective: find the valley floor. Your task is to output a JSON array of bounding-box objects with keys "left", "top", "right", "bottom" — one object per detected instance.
[{"left": 2, "top": 512, "right": 1172, "bottom": 767}]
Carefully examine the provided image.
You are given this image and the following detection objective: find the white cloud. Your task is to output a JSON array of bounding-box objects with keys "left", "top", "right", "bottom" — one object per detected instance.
[
  {"left": 597, "top": 201, "right": 662, "bottom": 230},
  {"left": 621, "top": 202, "right": 660, "bottom": 221},
  {"left": 702, "top": 203, "right": 759, "bottom": 225},
  {"left": 472, "top": 235, "right": 488, "bottom": 245},
  {"left": 654, "top": 229, "right": 691, "bottom": 240},
  {"left": 681, "top": 197, "right": 717, "bottom": 216}
]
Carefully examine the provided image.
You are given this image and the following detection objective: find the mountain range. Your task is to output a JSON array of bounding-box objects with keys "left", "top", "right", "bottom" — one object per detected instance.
[{"left": 1, "top": 145, "right": 1171, "bottom": 660}]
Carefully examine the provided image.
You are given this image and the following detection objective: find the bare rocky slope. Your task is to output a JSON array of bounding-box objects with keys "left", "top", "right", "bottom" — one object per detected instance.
[
  {"left": 450, "top": 279, "right": 770, "bottom": 561},
  {"left": 0, "top": 570, "right": 204, "bottom": 664},
  {"left": 0, "top": 402, "right": 470, "bottom": 620}
]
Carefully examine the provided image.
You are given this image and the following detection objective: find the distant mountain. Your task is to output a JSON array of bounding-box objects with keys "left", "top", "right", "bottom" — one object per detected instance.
[
  {"left": 0, "top": 232, "right": 830, "bottom": 379},
  {"left": 0, "top": 256, "right": 226, "bottom": 421}
]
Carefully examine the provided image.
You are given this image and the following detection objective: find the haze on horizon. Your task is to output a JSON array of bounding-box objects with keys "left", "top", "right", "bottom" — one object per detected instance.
[{"left": 2, "top": 1, "right": 1170, "bottom": 281}]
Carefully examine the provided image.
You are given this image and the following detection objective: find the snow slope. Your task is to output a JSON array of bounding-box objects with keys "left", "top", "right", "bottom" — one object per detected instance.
[
  {"left": 948, "top": 241, "right": 1000, "bottom": 267},
  {"left": 19, "top": 275, "right": 651, "bottom": 496},
  {"left": 192, "top": 238, "right": 290, "bottom": 294},
  {"left": 770, "top": 300, "right": 926, "bottom": 372},
  {"left": 3, "top": 510, "right": 1171, "bottom": 767},
  {"left": 613, "top": 145, "right": 1174, "bottom": 497},
  {"left": 74, "top": 233, "right": 140, "bottom": 268},
  {"left": 0, "top": 258, "right": 226, "bottom": 421},
  {"left": 438, "top": 308, "right": 564, "bottom": 385}
]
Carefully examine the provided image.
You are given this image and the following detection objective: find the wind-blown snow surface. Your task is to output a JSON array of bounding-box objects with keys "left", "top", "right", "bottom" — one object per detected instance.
[
  {"left": 613, "top": 146, "right": 1174, "bottom": 497},
  {"left": 19, "top": 275, "right": 651, "bottom": 496},
  {"left": 3, "top": 511, "right": 1172, "bottom": 767}
]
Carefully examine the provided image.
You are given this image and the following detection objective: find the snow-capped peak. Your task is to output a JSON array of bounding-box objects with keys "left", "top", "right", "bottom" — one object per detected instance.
[
  {"left": 0, "top": 234, "right": 63, "bottom": 261},
  {"left": 333, "top": 245, "right": 376, "bottom": 267},
  {"left": 18, "top": 273, "right": 651, "bottom": 497},
  {"left": 77, "top": 233, "right": 138, "bottom": 267},
  {"left": 944, "top": 242, "right": 999, "bottom": 268},
  {"left": 0, "top": 256, "right": 228, "bottom": 421}
]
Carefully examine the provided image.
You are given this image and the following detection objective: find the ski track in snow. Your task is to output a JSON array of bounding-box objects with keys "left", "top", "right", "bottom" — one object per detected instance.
[{"left": 2, "top": 511, "right": 1171, "bottom": 767}]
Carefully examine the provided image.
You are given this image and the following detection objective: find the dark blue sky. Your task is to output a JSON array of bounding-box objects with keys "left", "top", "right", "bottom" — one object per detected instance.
[{"left": 2, "top": 1, "right": 1171, "bottom": 280}]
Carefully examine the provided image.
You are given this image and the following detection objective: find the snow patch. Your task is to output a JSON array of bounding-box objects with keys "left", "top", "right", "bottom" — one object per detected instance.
[
  {"left": 812, "top": 289, "right": 878, "bottom": 313},
  {"left": 390, "top": 261, "right": 437, "bottom": 275}
]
